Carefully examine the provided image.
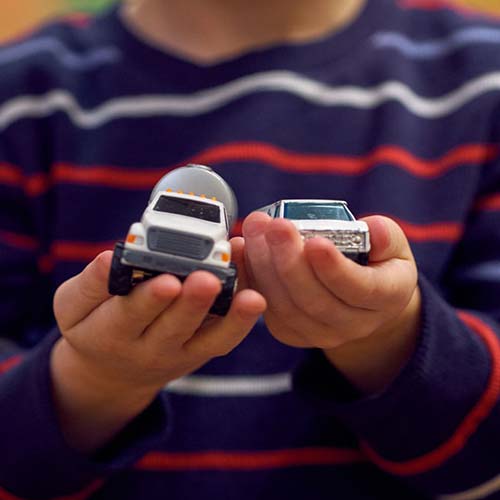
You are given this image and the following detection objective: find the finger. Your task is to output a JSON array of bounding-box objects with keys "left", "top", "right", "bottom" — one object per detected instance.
[
  {"left": 144, "top": 270, "right": 222, "bottom": 347},
  {"left": 243, "top": 212, "right": 334, "bottom": 341},
  {"left": 54, "top": 251, "right": 113, "bottom": 331},
  {"left": 71, "top": 272, "right": 183, "bottom": 340},
  {"left": 242, "top": 212, "right": 295, "bottom": 314},
  {"left": 304, "top": 231, "right": 416, "bottom": 311},
  {"left": 361, "top": 215, "right": 414, "bottom": 263},
  {"left": 265, "top": 217, "right": 346, "bottom": 322},
  {"left": 230, "top": 237, "right": 250, "bottom": 290},
  {"left": 183, "top": 288, "right": 266, "bottom": 359}
]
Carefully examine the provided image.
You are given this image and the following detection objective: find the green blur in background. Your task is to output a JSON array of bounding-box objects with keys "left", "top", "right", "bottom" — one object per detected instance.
[{"left": 65, "top": 0, "right": 117, "bottom": 13}]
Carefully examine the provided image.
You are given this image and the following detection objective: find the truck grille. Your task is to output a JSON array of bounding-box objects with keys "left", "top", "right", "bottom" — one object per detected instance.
[{"left": 148, "top": 228, "right": 213, "bottom": 260}]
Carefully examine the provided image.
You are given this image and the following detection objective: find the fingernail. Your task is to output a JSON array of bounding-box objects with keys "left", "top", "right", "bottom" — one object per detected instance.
[{"left": 244, "top": 219, "right": 267, "bottom": 237}]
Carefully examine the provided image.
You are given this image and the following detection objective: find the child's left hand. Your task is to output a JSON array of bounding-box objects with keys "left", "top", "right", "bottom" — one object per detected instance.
[{"left": 236, "top": 212, "right": 422, "bottom": 394}]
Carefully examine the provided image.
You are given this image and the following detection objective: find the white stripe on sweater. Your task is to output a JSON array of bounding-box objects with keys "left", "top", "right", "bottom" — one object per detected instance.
[
  {"left": 438, "top": 472, "right": 500, "bottom": 500},
  {"left": 165, "top": 373, "right": 292, "bottom": 397},
  {"left": 372, "top": 27, "right": 500, "bottom": 59},
  {"left": 2, "top": 71, "right": 500, "bottom": 130},
  {"left": 0, "top": 37, "right": 121, "bottom": 69},
  {"left": 459, "top": 261, "right": 500, "bottom": 282}
]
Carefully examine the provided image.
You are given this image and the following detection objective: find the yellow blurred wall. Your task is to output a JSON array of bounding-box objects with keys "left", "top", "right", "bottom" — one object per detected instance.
[
  {"left": 1, "top": 0, "right": 65, "bottom": 42},
  {"left": 0, "top": 0, "right": 499, "bottom": 43},
  {"left": 466, "top": 0, "right": 500, "bottom": 8}
]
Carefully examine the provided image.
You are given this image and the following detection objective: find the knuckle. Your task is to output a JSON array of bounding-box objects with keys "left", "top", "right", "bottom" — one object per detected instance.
[{"left": 122, "top": 301, "right": 150, "bottom": 325}]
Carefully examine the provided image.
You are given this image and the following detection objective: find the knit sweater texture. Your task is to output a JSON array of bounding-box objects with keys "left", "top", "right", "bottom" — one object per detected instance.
[{"left": 0, "top": 1, "right": 500, "bottom": 498}]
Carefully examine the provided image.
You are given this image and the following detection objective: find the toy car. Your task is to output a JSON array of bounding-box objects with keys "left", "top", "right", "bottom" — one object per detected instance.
[
  {"left": 258, "top": 199, "right": 370, "bottom": 265},
  {"left": 108, "top": 164, "right": 238, "bottom": 316}
]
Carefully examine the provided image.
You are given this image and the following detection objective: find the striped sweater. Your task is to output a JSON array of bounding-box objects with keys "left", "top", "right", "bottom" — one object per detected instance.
[{"left": 1, "top": 0, "right": 500, "bottom": 498}]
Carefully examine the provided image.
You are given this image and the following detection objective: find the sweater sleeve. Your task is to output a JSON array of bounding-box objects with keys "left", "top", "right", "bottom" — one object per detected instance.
[
  {"left": 0, "top": 111, "right": 171, "bottom": 499},
  {"left": 0, "top": 329, "right": 171, "bottom": 499},
  {"left": 294, "top": 158, "right": 500, "bottom": 498}
]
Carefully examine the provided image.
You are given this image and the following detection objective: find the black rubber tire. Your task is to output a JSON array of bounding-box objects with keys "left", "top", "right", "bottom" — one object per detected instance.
[
  {"left": 210, "top": 263, "right": 237, "bottom": 316},
  {"left": 108, "top": 242, "right": 134, "bottom": 295},
  {"left": 357, "top": 252, "right": 369, "bottom": 266},
  {"left": 345, "top": 252, "right": 369, "bottom": 266}
]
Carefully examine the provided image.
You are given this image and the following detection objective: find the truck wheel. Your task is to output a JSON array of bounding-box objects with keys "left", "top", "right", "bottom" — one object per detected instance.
[
  {"left": 210, "top": 263, "right": 237, "bottom": 316},
  {"left": 108, "top": 242, "right": 133, "bottom": 295},
  {"left": 358, "top": 252, "right": 369, "bottom": 266}
]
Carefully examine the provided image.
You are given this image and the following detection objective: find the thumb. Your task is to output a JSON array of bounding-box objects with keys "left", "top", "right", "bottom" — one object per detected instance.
[
  {"left": 362, "top": 216, "right": 414, "bottom": 263},
  {"left": 53, "top": 251, "right": 113, "bottom": 331}
]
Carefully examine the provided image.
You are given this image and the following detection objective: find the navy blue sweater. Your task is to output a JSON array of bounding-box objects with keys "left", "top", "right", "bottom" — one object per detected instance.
[{"left": 1, "top": 1, "right": 500, "bottom": 499}]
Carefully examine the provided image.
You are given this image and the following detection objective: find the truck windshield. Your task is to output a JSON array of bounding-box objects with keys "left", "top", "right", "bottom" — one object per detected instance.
[
  {"left": 154, "top": 196, "right": 221, "bottom": 223},
  {"left": 283, "top": 202, "right": 353, "bottom": 221}
]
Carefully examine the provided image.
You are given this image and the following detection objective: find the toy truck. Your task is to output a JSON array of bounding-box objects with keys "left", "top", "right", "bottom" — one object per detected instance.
[
  {"left": 108, "top": 164, "right": 238, "bottom": 316},
  {"left": 258, "top": 199, "right": 370, "bottom": 265}
]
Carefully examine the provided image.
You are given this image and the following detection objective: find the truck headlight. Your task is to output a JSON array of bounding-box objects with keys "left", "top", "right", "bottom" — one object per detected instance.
[
  {"left": 126, "top": 234, "right": 144, "bottom": 245},
  {"left": 213, "top": 251, "right": 230, "bottom": 262}
]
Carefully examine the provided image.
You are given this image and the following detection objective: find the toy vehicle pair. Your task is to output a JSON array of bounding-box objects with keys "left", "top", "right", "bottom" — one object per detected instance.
[{"left": 108, "top": 165, "right": 370, "bottom": 316}]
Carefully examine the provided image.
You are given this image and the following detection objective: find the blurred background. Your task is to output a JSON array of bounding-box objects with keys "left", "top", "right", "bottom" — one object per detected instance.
[{"left": 0, "top": 0, "right": 499, "bottom": 42}]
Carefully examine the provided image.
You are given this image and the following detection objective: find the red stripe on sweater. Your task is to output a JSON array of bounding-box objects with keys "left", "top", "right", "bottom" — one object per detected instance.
[
  {"left": 3, "top": 143, "right": 496, "bottom": 197},
  {"left": 53, "top": 164, "right": 166, "bottom": 190},
  {"left": 386, "top": 217, "right": 464, "bottom": 242},
  {"left": 191, "top": 143, "right": 498, "bottom": 178},
  {"left": 0, "top": 164, "right": 23, "bottom": 186},
  {"left": 474, "top": 193, "right": 500, "bottom": 211},
  {"left": 52, "top": 241, "right": 115, "bottom": 262},
  {"left": 0, "top": 164, "right": 50, "bottom": 196},
  {"left": 135, "top": 448, "right": 365, "bottom": 471},
  {"left": 0, "top": 480, "right": 103, "bottom": 500},
  {"left": 0, "top": 356, "right": 23, "bottom": 375},
  {"left": 0, "top": 488, "right": 21, "bottom": 500},
  {"left": 0, "top": 230, "right": 38, "bottom": 251},
  {"left": 60, "top": 13, "right": 92, "bottom": 28},
  {"left": 48, "top": 142, "right": 500, "bottom": 185},
  {"left": 362, "top": 311, "right": 500, "bottom": 475}
]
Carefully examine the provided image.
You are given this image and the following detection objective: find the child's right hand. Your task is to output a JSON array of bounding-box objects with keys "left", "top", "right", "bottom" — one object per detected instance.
[{"left": 50, "top": 250, "right": 265, "bottom": 453}]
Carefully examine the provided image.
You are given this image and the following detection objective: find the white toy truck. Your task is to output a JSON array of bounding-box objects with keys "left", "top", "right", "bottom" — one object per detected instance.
[
  {"left": 258, "top": 199, "right": 370, "bottom": 265},
  {"left": 108, "top": 164, "right": 238, "bottom": 316}
]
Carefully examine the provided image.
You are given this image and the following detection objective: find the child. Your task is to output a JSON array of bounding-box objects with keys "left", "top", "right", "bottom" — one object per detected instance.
[{"left": 0, "top": 0, "right": 499, "bottom": 498}]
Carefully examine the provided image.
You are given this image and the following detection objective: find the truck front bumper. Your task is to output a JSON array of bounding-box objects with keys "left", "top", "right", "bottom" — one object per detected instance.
[{"left": 122, "top": 248, "right": 235, "bottom": 282}]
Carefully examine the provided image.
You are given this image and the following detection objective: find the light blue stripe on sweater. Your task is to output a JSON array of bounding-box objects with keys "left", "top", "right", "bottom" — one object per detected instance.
[{"left": 372, "top": 27, "right": 500, "bottom": 59}]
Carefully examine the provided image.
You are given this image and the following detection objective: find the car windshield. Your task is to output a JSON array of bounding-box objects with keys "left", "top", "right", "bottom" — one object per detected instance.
[
  {"left": 283, "top": 202, "right": 353, "bottom": 221},
  {"left": 153, "top": 196, "right": 221, "bottom": 223}
]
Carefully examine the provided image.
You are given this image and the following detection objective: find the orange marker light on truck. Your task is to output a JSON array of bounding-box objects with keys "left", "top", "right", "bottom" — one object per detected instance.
[{"left": 126, "top": 234, "right": 137, "bottom": 244}]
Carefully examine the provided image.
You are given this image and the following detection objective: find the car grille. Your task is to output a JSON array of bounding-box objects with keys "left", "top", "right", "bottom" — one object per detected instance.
[{"left": 148, "top": 228, "right": 213, "bottom": 260}]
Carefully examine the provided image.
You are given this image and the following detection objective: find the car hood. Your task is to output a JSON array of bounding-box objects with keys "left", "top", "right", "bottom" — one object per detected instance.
[{"left": 142, "top": 211, "right": 227, "bottom": 239}]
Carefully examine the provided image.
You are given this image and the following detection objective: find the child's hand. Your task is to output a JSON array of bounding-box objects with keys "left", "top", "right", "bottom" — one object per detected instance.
[
  {"left": 242, "top": 212, "right": 421, "bottom": 394},
  {"left": 51, "top": 252, "right": 265, "bottom": 451}
]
